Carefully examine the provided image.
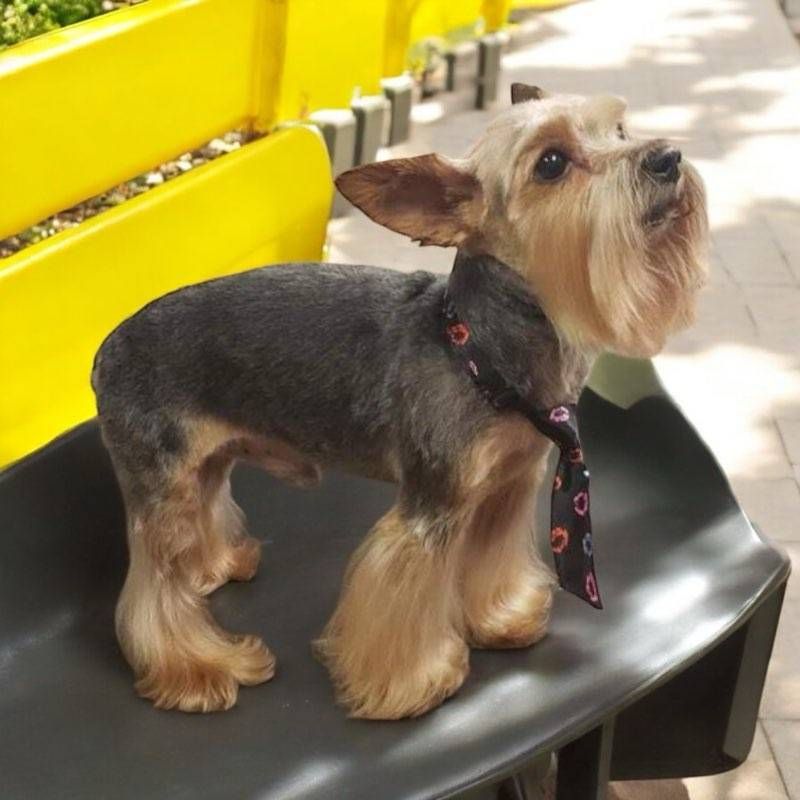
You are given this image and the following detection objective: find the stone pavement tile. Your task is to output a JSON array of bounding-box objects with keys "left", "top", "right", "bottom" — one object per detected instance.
[
  {"left": 761, "top": 544, "right": 800, "bottom": 720},
  {"left": 667, "top": 282, "right": 757, "bottom": 355},
  {"left": 751, "top": 721, "right": 780, "bottom": 760},
  {"left": 730, "top": 477, "right": 800, "bottom": 542},
  {"left": 755, "top": 329, "right": 800, "bottom": 366},
  {"left": 733, "top": 83, "right": 800, "bottom": 132},
  {"left": 713, "top": 227, "right": 796, "bottom": 287},
  {"left": 327, "top": 209, "right": 453, "bottom": 274},
  {"left": 706, "top": 252, "right": 734, "bottom": 288},
  {"left": 715, "top": 134, "right": 799, "bottom": 214},
  {"left": 744, "top": 287, "right": 800, "bottom": 333},
  {"left": 681, "top": 759, "right": 790, "bottom": 800},
  {"left": 656, "top": 349, "right": 795, "bottom": 481},
  {"left": 609, "top": 779, "right": 689, "bottom": 799},
  {"left": 777, "top": 420, "right": 800, "bottom": 458},
  {"left": 764, "top": 209, "right": 800, "bottom": 284},
  {"left": 390, "top": 104, "right": 488, "bottom": 159},
  {"left": 764, "top": 719, "right": 800, "bottom": 800}
]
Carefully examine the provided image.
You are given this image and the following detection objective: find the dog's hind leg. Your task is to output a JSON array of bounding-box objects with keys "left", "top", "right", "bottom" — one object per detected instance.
[
  {"left": 189, "top": 451, "right": 262, "bottom": 596},
  {"left": 186, "top": 433, "right": 322, "bottom": 596},
  {"left": 107, "top": 417, "right": 275, "bottom": 712},
  {"left": 314, "top": 505, "right": 469, "bottom": 720}
]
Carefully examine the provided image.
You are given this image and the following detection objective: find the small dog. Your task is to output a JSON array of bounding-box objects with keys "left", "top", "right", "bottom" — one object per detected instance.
[{"left": 92, "top": 85, "right": 708, "bottom": 719}]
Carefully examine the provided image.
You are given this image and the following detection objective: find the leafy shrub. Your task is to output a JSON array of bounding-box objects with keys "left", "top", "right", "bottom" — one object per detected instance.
[
  {"left": 1, "top": 1, "right": 104, "bottom": 49},
  {"left": 51, "top": 0, "right": 103, "bottom": 25}
]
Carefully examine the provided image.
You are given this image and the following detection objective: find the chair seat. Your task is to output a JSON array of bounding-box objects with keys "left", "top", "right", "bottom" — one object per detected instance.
[{"left": 0, "top": 386, "right": 788, "bottom": 800}]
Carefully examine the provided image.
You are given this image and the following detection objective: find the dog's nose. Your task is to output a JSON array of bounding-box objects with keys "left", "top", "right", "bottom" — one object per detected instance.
[{"left": 642, "top": 147, "right": 682, "bottom": 183}]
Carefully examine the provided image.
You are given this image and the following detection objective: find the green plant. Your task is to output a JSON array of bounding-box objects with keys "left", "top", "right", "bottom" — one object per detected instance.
[
  {"left": 50, "top": 0, "right": 103, "bottom": 26},
  {"left": 1, "top": 0, "right": 103, "bottom": 49}
]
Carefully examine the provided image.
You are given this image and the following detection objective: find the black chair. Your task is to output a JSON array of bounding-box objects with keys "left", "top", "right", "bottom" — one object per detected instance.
[{"left": 0, "top": 356, "right": 789, "bottom": 800}]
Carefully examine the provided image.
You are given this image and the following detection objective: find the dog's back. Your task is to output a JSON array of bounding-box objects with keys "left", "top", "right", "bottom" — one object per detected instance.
[{"left": 93, "top": 262, "right": 447, "bottom": 474}]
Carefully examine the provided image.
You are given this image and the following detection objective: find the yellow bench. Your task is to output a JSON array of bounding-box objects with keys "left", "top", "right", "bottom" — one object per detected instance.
[
  {"left": 482, "top": 0, "right": 514, "bottom": 32},
  {"left": 275, "top": 0, "right": 391, "bottom": 123},
  {"left": 384, "top": 0, "right": 486, "bottom": 76},
  {"left": 511, "top": 0, "right": 577, "bottom": 9},
  {"left": 0, "top": 0, "right": 333, "bottom": 466},
  {"left": 410, "top": 0, "right": 483, "bottom": 46}
]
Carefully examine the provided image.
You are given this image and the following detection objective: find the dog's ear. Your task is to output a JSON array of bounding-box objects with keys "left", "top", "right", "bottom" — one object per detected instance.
[
  {"left": 335, "top": 154, "right": 482, "bottom": 247},
  {"left": 511, "top": 83, "right": 547, "bottom": 104}
]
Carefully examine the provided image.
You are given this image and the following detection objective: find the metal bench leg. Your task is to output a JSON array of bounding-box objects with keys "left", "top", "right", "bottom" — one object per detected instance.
[
  {"left": 556, "top": 719, "right": 615, "bottom": 800},
  {"left": 497, "top": 753, "right": 553, "bottom": 799},
  {"left": 476, "top": 34, "right": 503, "bottom": 109}
]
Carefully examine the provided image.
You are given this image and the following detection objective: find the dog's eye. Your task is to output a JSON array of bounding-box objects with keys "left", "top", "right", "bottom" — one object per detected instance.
[
  {"left": 534, "top": 149, "right": 570, "bottom": 182},
  {"left": 616, "top": 122, "right": 627, "bottom": 140}
]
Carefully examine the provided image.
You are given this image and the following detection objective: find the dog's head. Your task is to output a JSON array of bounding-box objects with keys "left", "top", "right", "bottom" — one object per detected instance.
[{"left": 336, "top": 85, "right": 708, "bottom": 357}]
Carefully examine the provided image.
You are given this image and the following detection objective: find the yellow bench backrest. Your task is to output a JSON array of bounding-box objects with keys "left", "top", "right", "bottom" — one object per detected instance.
[
  {"left": 0, "top": 2, "right": 334, "bottom": 466},
  {"left": 0, "top": 0, "right": 287, "bottom": 243},
  {"left": 383, "top": 0, "right": 485, "bottom": 76},
  {"left": 410, "top": 0, "right": 483, "bottom": 42},
  {"left": 276, "top": 0, "right": 391, "bottom": 122},
  {"left": 1, "top": 0, "right": 511, "bottom": 466}
]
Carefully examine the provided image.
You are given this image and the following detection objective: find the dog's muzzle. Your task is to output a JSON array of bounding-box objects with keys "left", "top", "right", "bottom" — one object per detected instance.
[
  {"left": 642, "top": 146, "right": 682, "bottom": 184},
  {"left": 641, "top": 145, "right": 686, "bottom": 227}
]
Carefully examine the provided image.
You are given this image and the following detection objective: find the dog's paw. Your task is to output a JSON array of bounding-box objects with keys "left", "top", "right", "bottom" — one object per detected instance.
[
  {"left": 227, "top": 537, "right": 262, "bottom": 582},
  {"left": 191, "top": 537, "right": 263, "bottom": 596},
  {"left": 136, "top": 663, "right": 240, "bottom": 713},
  {"left": 134, "top": 635, "right": 275, "bottom": 712},
  {"left": 227, "top": 634, "right": 276, "bottom": 686},
  {"left": 282, "top": 461, "right": 322, "bottom": 489},
  {"left": 467, "top": 584, "right": 552, "bottom": 649},
  {"left": 319, "top": 635, "right": 469, "bottom": 720}
]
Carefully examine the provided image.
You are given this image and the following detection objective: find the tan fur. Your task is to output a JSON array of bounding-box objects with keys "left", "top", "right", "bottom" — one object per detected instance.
[
  {"left": 460, "top": 430, "right": 554, "bottom": 649},
  {"left": 314, "top": 506, "right": 470, "bottom": 719},
  {"left": 315, "top": 415, "right": 552, "bottom": 718},
  {"left": 115, "top": 417, "right": 321, "bottom": 712},
  {"left": 466, "top": 93, "right": 708, "bottom": 356},
  {"left": 321, "top": 92, "right": 707, "bottom": 717},
  {"left": 339, "top": 92, "right": 708, "bottom": 358}
]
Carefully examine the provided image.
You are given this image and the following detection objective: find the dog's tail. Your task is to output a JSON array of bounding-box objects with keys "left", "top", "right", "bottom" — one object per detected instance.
[
  {"left": 90, "top": 322, "right": 123, "bottom": 399},
  {"left": 90, "top": 326, "right": 120, "bottom": 404},
  {"left": 90, "top": 348, "right": 102, "bottom": 396}
]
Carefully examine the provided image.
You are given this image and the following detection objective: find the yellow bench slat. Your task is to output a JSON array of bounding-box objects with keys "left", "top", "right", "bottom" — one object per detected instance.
[
  {"left": 410, "top": 0, "right": 483, "bottom": 42},
  {"left": 276, "top": 0, "right": 391, "bottom": 122},
  {"left": 0, "top": 0, "right": 285, "bottom": 241},
  {"left": 0, "top": 125, "right": 332, "bottom": 466},
  {"left": 383, "top": 0, "right": 483, "bottom": 75}
]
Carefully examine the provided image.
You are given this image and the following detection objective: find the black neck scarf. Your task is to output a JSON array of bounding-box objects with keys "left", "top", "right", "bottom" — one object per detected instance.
[{"left": 443, "top": 253, "right": 602, "bottom": 609}]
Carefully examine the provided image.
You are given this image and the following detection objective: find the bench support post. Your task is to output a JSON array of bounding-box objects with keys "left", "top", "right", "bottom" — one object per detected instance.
[
  {"left": 476, "top": 34, "right": 503, "bottom": 109},
  {"left": 556, "top": 718, "right": 615, "bottom": 800},
  {"left": 382, "top": 75, "right": 414, "bottom": 145},
  {"left": 352, "top": 95, "right": 390, "bottom": 165}
]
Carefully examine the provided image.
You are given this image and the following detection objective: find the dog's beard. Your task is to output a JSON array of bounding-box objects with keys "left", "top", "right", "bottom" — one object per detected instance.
[
  {"left": 494, "top": 149, "right": 708, "bottom": 359},
  {"left": 584, "top": 156, "right": 709, "bottom": 357}
]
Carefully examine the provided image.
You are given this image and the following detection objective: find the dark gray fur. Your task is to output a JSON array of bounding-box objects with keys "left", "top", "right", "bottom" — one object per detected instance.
[{"left": 92, "top": 255, "right": 590, "bottom": 525}]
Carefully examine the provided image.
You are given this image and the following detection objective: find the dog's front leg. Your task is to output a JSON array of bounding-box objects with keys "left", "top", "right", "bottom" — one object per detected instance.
[
  {"left": 453, "top": 421, "right": 554, "bottom": 650},
  {"left": 461, "top": 467, "right": 554, "bottom": 649},
  {"left": 314, "top": 505, "right": 469, "bottom": 720}
]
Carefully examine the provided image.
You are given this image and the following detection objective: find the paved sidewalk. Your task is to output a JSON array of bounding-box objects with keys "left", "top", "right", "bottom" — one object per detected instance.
[{"left": 328, "top": 0, "right": 800, "bottom": 796}]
